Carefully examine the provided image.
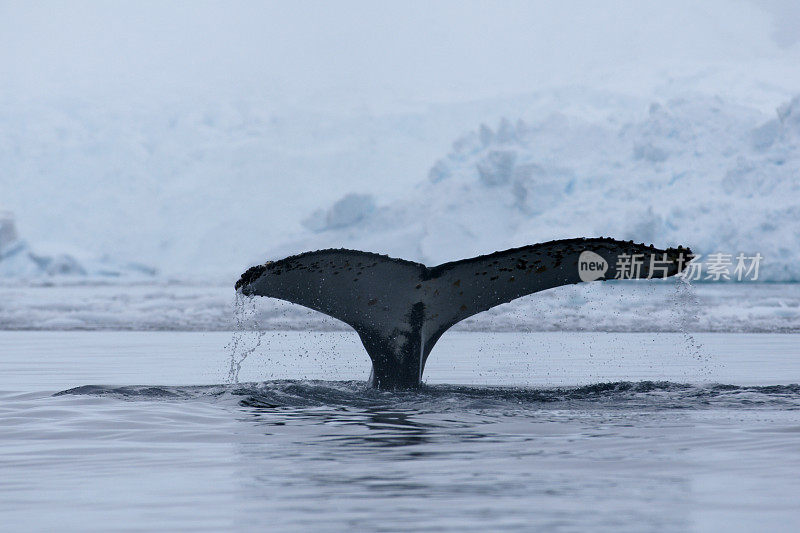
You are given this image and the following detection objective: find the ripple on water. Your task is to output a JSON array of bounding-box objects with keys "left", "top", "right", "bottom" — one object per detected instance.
[{"left": 55, "top": 380, "right": 800, "bottom": 413}]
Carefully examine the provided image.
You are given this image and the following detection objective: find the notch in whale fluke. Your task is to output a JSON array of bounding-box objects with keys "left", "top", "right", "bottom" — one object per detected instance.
[{"left": 236, "top": 238, "right": 693, "bottom": 389}]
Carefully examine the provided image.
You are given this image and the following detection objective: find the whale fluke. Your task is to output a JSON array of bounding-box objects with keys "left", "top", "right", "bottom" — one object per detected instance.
[{"left": 236, "top": 238, "right": 693, "bottom": 389}]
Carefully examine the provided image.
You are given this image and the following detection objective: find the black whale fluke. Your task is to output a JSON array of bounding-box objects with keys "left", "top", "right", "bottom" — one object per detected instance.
[{"left": 236, "top": 238, "right": 693, "bottom": 389}]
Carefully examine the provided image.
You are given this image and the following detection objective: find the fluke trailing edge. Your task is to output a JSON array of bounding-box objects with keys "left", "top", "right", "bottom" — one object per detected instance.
[{"left": 236, "top": 238, "right": 693, "bottom": 389}]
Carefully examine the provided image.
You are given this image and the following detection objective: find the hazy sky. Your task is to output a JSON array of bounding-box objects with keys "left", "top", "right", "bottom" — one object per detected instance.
[{"left": 1, "top": 0, "right": 797, "bottom": 105}]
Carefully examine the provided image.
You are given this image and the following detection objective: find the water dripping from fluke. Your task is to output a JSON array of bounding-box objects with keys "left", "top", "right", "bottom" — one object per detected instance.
[{"left": 226, "top": 291, "right": 267, "bottom": 384}]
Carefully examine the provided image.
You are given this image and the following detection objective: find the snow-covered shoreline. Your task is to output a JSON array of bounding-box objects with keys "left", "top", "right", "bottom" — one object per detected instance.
[{"left": 2, "top": 281, "right": 798, "bottom": 333}]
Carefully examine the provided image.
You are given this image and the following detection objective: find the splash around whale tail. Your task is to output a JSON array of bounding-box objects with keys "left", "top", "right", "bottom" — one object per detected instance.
[{"left": 236, "top": 238, "right": 693, "bottom": 389}]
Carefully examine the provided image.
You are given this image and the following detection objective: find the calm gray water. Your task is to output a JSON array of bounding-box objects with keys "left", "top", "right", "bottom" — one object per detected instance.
[{"left": 1, "top": 331, "right": 800, "bottom": 532}]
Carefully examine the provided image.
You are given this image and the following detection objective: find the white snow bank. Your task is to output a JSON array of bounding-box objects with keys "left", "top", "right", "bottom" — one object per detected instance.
[
  {"left": 0, "top": 212, "right": 155, "bottom": 279},
  {"left": 1, "top": 281, "right": 797, "bottom": 333},
  {"left": 282, "top": 95, "right": 800, "bottom": 281}
]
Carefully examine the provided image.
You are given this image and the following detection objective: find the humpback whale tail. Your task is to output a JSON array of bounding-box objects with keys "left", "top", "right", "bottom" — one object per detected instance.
[{"left": 236, "top": 238, "right": 692, "bottom": 389}]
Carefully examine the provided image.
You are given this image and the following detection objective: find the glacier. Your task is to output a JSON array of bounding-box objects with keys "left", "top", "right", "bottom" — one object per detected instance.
[
  {"left": 0, "top": 212, "right": 155, "bottom": 279},
  {"left": 3, "top": 0, "right": 800, "bottom": 283},
  {"left": 276, "top": 95, "right": 800, "bottom": 281},
  {"left": 2, "top": 93, "right": 799, "bottom": 283}
]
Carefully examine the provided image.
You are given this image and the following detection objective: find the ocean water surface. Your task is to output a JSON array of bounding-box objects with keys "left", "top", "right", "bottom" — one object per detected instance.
[{"left": 1, "top": 331, "right": 799, "bottom": 531}]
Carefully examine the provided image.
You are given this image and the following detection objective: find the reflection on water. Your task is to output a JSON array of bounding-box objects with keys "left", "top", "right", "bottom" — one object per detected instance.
[
  {"left": 58, "top": 379, "right": 800, "bottom": 412},
  {"left": 3, "top": 329, "right": 800, "bottom": 531},
  {"left": 55, "top": 380, "right": 800, "bottom": 455},
  {"left": 2, "top": 380, "right": 799, "bottom": 531}
]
